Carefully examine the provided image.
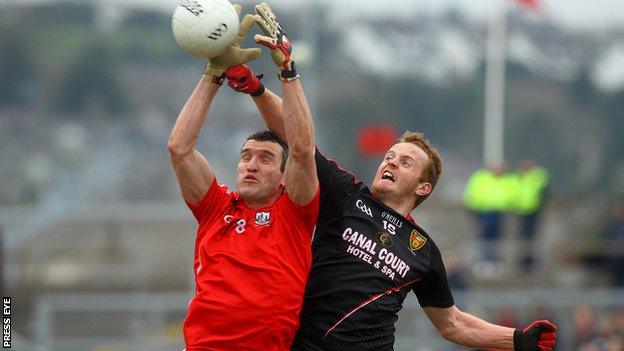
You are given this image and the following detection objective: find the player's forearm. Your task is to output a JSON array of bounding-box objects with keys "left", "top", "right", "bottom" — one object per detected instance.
[
  {"left": 252, "top": 89, "right": 287, "bottom": 141},
  {"left": 442, "top": 310, "right": 514, "bottom": 349},
  {"left": 281, "top": 78, "right": 318, "bottom": 205},
  {"left": 168, "top": 77, "right": 220, "bottom": 157},
  {"left": 281, "top": 79, "right": 315, "bottom": 158}
]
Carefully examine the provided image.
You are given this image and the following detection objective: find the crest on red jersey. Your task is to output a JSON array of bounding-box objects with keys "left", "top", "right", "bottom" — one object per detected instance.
[{"left": 254, "top": 211, "right": 271, "bottom": 226}]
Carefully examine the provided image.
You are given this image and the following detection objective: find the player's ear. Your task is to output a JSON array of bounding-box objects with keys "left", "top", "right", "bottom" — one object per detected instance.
[{"left": 414, "top": 182, "right": 432, "bottom": 197}]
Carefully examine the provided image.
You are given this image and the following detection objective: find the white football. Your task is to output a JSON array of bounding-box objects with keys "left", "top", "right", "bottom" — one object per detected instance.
[{"left": 172, "top": 0, "right": 240, "bottom": 58}]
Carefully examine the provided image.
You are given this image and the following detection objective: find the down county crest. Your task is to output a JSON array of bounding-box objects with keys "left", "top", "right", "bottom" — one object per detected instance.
[
  {"left": 254, "top": 211, "right": 271, "bottom": 226},
  {"left": 409, "top": 230, "right": 427, "bottom": 251}
]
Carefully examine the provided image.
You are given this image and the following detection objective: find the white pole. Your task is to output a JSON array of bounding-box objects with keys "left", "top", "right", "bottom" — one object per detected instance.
[{"left": 484, "top": 0, "right": 507, "bottom": 167}]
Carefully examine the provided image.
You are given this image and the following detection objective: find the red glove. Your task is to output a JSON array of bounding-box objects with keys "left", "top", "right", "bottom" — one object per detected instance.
[
  {"left": 224, "top": 64, "right": 265, "bottom": 97},
  {"left": 514, "top": 320, "right": 557, "bottom": 351}
]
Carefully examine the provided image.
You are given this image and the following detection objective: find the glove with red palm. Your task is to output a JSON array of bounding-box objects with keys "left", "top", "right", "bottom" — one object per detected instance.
[
  {"left": 253, "top": 2, "right": 299, "bottom": 81},
  {"left": 225, "top": 64, "right": 265, "bottom": 96},
  {"left": 514, "top": 320, "right": 557, "bottom": 351}
]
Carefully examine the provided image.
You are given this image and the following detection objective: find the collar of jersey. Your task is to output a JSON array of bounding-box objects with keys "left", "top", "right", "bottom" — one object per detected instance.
[
  {"left": 230, "top": 191, "right": 278, "bottom": 213},
  {"left": 367, "top": 187, "right": 417, "bottom": 225}
]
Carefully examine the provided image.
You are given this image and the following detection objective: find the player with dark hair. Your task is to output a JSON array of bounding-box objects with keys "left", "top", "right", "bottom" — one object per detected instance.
[
  {"left": 224, "top": 3, "right": 558, "bottom": 350},
  {"left": 168, "top": 5, "right": 319, "bottom": 350}
]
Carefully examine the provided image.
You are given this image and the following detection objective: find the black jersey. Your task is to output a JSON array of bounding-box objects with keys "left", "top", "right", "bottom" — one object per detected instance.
[{"left": 291, "top": 150, "right": 454, "bottom": 351}]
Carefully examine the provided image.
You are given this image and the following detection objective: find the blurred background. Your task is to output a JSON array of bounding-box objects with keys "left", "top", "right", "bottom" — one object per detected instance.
[{"left": 1, "top": 0, "right": 623, "bottom": 350}]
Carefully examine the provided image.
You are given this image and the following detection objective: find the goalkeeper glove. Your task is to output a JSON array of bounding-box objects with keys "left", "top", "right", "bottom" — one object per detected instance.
[
  {"left": 204, "top": 5, "right": 261, "bottom": 84},
  {"left": 253, "top": 2, "right": 299, "bottom": 81},
  {"left": 225, "top": 64, "right": 265, "bottom": 96},
  {"left": 514, "top": 320, "right": 557, "bottom": 351}
]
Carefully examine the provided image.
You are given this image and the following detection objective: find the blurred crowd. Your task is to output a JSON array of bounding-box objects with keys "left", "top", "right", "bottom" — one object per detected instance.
[{"left": 573, "top": 306, "right": 624, "bottom": 351}]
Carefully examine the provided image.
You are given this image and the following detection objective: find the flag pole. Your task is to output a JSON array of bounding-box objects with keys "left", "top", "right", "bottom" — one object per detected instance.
[{"left": 484, "top": 0, "right": 507, "bottom": 167}]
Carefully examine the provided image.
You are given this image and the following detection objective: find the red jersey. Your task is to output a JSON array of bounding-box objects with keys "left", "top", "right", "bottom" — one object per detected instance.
[{"left": 183, "top": 178, "right": 320, "bottom": 351}]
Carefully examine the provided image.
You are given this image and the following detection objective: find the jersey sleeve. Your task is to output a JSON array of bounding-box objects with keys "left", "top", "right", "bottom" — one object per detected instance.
[
  {"left": 315, "top": 148, "right": 364, "bottom": 217},
  {"left": 412, "top": 242, "right": 455, "bottom": 308},
  {"left": 185, "top": 178, "right": 228, "bottom": 223},
  {"left": 282, "top": 187, "right": 320, "bottom": 232}
]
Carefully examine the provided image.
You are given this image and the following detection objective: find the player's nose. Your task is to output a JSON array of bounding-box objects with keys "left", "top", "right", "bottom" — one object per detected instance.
[{"left": 246, "top": 156, "right": 259, "bottom": 171}]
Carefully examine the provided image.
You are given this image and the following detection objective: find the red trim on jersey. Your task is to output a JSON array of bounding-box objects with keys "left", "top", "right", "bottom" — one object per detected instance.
[
  {"left": 317, "top": 147, "right": 366, "bottom": 186},
  {"left": 323, "top": 277, "right": 422, "bottom": 339}
]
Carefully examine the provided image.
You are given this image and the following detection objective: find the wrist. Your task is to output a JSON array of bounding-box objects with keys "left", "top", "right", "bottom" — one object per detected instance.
[
  {"left": 203, "top": 64, "right": 226, "bottom": 85},
  {"left": 513, "top": 329, "right": 522, "bottom": 351},
  {"left": 278, "top": 61, "right": 300, "bottom": 82},
  {"left": 250, "top": 84, "right": 266, "bottom": 97}
]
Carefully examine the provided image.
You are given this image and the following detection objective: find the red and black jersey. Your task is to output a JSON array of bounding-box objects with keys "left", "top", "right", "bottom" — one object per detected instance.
[
  {"left": 183, "top": 178, "right": 319, "bottom": 351},
  {"left": 291, "top": 149, "right": 454, "bottom": 351}
]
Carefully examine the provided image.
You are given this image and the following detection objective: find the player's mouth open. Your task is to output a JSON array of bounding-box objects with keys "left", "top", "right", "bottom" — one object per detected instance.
[{"left": 381, "top": 171, "right": 395, "bottom": 182}]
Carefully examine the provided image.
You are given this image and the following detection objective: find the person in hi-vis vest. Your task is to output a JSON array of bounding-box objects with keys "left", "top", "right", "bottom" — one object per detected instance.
[
  {"left": 463, "top": 163, "right": 517, "bottom": 274},
  {"left": 513, "top": 158, "right": 549, "bottom": 273}
]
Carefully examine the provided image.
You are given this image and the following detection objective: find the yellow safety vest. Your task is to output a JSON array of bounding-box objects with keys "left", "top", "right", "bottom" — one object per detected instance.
[
  {"left": 463, "top": 170, "right": 518, "bottom": 212},
  {"left": 514, "top": 167, "right": 549, "bottom": 215}
]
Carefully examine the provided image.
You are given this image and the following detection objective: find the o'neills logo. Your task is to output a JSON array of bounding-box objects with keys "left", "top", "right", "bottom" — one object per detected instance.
[
  {"left": 254, "top": 211, "right": 271, "bottom": 225},
  {"left": 381, "top": 211, "right": 404, "bottom": 228},
  {"left": 409, "top": 230, "right": 427, "bottom": 251}
]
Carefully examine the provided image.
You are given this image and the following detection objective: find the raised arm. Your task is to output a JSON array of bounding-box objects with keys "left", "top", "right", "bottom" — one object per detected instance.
[
  {"left": 224, "top": 64, "right": 286, "bottom": 140},
  {"left": 253, "top": 89, "right": 286, "bottom": 140},
  {"left": 280, "top": 78, "right": 317, "bottom": 205},
  {"left": 252, "top": 2, "right": 318, "bottom": 206},
  {"left": 424, "top": 306, "right": 557, "bottom": 350},
  {"left": 168, "top": 7, "right": 260, "bottom": 205},
  {"left": 168, "top": 78, "right": 220, "bottom": 205}
]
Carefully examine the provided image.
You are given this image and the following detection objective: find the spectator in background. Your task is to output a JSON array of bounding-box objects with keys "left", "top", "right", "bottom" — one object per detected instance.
[
  {"left": 605, "top": 200, "right": 624, "bottom": 286},
  {"left": 615, "top": 309, "right": 624, "bottom": 336},
  {"left": 463, "top": 163, "right": 517, "bottom": 275},
  {"left": 573, "top": 305, "right": 599, "bottom": 347},
  {"left": 513, "top": 158, "right": 549, "bottom": 273}
]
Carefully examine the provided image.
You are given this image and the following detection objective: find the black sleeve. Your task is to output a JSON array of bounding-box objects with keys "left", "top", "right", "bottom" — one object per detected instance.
[
  {"left": 315, "top": 147, "right": 364, "bottom": 219},
  {"left": 412, "top": 241, "right": 455, "bottom": 308}
]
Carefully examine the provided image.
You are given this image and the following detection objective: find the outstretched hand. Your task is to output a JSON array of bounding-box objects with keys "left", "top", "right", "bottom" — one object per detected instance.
[
  {"left": 253, "top": 2, "right": 298, "bottom": 81},
  {"left": 204, "top": 4, "right": 261, "bottom": 79}
]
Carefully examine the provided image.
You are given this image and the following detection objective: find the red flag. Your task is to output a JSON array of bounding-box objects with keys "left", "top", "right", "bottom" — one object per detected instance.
[
  {"left": 357, "top": 125, "right": 397, "bottom": 157},
  {"left": 514, "top": 0, "right": 542, "bottom": 12}
]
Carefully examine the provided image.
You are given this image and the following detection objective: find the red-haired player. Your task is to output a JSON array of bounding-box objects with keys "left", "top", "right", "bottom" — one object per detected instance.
[{"left": 225, "top": 3, "right": 557, "bottom": 351}]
